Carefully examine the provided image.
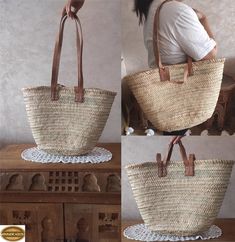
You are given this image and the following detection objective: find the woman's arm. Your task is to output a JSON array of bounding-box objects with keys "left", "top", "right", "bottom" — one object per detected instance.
[
  {"left": 200, "top": 17, "right": 217, "bottom": 60},
  {"left": 193, "top": 9, "right": 214, "bottom": 39},
  {"left": 193, "top": 9, "right": 217, "bottom": 60}
]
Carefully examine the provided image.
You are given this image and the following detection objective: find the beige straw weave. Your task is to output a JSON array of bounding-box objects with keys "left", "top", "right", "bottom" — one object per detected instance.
[
  {"left": 126, "top": 159, "right": 234, "bottom": 236},
  {"left": 22, "top": 86, "right": 116, "bottom": 155},
  {"left": 124, "top": 58, "right": 225, "bottom": 131}
]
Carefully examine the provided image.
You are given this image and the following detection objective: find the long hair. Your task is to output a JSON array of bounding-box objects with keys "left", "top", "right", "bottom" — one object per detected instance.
[{"left": 134, "top": 0, "right": 154, "bottom": 24}]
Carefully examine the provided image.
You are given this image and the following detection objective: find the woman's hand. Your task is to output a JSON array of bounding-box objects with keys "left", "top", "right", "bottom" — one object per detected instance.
[{"left": 62, "top": 0, "right": 85, "bottom": 18}]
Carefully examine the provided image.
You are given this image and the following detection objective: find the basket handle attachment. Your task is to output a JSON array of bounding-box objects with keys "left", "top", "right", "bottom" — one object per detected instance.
[
  {"left": 156, "top": 140, "right": 195, "bottom": 177},
  {"left": 153, "top": 0, "right": 193, "bottom": 83},
  {"left": 51, "top": 13, "right": 84, "bottom": 102}
]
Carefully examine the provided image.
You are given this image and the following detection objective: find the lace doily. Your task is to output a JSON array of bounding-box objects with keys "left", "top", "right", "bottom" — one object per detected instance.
[
  {"left": 21, "top": 147, "right": 112, "bottom": 164},
  {"left": 123, "top": 224, "right": 222, "bottom": 241}
]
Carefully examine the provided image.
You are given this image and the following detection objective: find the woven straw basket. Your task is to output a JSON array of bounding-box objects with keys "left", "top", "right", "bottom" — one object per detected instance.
[
  {"left": 125, "top": 59, "right": 224, "bottom": 131},
  {"left": 126, "top": 141, "right": 234, "bottom": 236},
  {"left": 23, "top": 14, "right": 116, "bottom": 155},
  {"left": 124, "top": 0, "right": 224, "bottom": 132}
]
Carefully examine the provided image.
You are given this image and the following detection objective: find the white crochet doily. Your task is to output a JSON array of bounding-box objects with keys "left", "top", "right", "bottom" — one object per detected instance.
[
  {"left": 21, "top": 147, "right": 112, "bottom": 164},
  {"left": 123, "top": 224, "right": 222, "bottom": 241}
]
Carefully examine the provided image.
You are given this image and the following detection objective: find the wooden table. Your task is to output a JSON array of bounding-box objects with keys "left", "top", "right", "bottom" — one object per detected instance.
[
  {"left": 122, "top": 220, "right": 235, "bottom": 242},
  {"left": 0, "top": 143, "right": 121, "bottom": 242}
]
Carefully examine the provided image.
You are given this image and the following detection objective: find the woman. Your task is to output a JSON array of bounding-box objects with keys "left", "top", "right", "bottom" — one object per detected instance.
[{"left": 134, "top": 0, "right": 217, "bottom": 135}]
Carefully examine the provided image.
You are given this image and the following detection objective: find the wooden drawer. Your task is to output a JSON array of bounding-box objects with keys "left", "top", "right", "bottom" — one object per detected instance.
[{"left": 65, "top": 204, "right": 121, "bottom": 242}]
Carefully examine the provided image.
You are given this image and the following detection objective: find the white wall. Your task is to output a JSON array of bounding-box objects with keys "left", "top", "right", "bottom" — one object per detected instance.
[
  {"left": 0, "top": 0, "right": 121, "bottom": 146},
  {"left": 122, "top": 0, "right": 235, "bottom": 75},
  {"left": 122, "top": 136, "right": 235, "bottom": 220}
]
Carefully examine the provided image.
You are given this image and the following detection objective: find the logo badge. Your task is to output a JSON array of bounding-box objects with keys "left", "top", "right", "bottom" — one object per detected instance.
[{"left": 0, "top": 225, "right": 25, "bottom": 242}]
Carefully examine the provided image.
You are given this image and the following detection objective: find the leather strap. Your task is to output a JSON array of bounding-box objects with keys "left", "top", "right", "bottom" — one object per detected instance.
[
  {"left": 157, "top": 140, "right": 195, "bottom": 177},
  {"left": 51, "top": 13, "right": 84, "bottom": 102},
  {"left": 186, "top": 154, "right": 195, "bottom": 176},
  {"left": 153, "top": 0, "right": 193, "bottom": 81}
]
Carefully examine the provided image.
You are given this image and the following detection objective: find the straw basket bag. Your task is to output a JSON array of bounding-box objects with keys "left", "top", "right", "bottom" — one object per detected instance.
[
  {"left": 22, "top": 14, "right": 116, "bottom": 155},
  {"left": 124, "top": 0, "right": 225, "bottom": 132},
  {"left": 126, "top": 141, "right": 234, "bottom": 236}
]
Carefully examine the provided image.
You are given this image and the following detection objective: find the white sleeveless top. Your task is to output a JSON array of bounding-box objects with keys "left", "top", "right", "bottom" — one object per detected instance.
[{"left": 143, "top": 0, "right": 216, "bottom": 67}]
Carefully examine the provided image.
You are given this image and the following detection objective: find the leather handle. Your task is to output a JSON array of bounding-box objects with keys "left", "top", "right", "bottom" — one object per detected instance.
[
  {"left": 51, "top": 14, "right": 84, "bottom": 102},
  {"left": 156, "top": 140, "right": 195, "bottom": 177},
  {"left": 153, "top": 0, "right": 193, "bottom": 82}
]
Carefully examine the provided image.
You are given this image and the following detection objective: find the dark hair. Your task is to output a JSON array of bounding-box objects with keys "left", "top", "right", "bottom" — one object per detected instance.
[{"left": 134, "top": 0, "right": 154, "bottom": 24}]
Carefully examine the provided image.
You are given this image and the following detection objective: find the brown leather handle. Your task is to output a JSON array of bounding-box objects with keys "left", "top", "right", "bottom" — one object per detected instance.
[
  {"left": 51, "top": 14, "right": 84, "bottom": 102},
  {"left": 153, "top": 0, "right": 193, "bottom": 82},
  {"left": 156, "top": 140, "right": 195, "bottom": 177}
]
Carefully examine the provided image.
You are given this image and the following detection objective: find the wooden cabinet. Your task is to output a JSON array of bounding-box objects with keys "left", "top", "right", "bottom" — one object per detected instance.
[{"left": 0, "top": 143, "right": 121, "bottom": 242}]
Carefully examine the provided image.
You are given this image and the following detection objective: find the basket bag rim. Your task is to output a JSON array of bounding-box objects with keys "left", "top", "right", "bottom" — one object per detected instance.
[
  {"left": 126, "top": 159, "right": 235, "bottom": 170},
  {"left": 22, "top": 86, "right": 117, "bottom": 96},
  {"left": 123, "top": 58, "right": 225, "bottom": 80}
]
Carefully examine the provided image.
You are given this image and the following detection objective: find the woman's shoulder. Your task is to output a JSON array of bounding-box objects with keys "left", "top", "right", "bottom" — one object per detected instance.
[
  {"left": 147, "top": 1, "right": 195, "bottom": 20},
  {"left": 144, "top": 0, "right": 196, "bottom": 38},
  {"left": 161, "top": 1, "right": 195, "bottom": 20}
]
